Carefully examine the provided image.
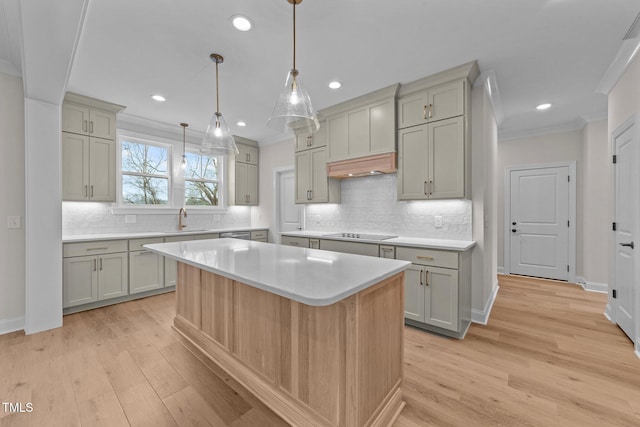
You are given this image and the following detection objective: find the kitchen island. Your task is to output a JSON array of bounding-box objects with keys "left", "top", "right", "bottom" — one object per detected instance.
[{"left": 145, "top": 238, "right": 410, "bottom": 427}]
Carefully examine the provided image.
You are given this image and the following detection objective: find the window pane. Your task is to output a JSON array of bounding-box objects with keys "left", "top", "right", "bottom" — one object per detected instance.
[
  {"left": 185, "top": 152, "right": 218, "bottom": 180},
  {"left": 122, "top": 175, "right": 169, "bottom": 205},
  {"left": 122, "top": 140, "right": 168, "bottom": 174},
  {"left": 185, "top": 181, "right": 219, "bottom": 206}
]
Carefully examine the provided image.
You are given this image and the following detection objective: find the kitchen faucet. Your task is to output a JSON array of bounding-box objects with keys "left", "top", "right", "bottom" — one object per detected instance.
[{"left": 179, "top": 207, "right": 187, "bottom": 230}]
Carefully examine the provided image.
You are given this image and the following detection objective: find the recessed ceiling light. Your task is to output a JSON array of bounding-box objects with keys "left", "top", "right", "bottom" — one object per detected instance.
[
  {"left": 237, "top": 121, "right": 247, "bottom": 127},
  {"left": 231, "top": 15, "right": 253, "bottom": 31},
  {"left": 536, "top": 103, "right": 552, "bottom": 110},
  {"left": 151, "top": 95, "right": 166, "bottom": 102},
  {"left": 328, "top": 81, "right": 342, "bottom": 89}
]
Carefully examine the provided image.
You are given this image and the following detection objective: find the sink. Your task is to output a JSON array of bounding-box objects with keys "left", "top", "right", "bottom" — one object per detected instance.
[{"left": 323, "top": 232, "right": 397, "bottom": 241}]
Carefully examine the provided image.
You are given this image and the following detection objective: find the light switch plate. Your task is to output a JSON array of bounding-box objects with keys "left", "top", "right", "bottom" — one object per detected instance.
[
  {"left": 434, "top": 215, "right": 443, "bottom": 229},
  {"left": 125, "top": 215, "right": 136, "bottom": 224},
  {"left": 7, "top": 216, "right": 21, "bottom": 229}
]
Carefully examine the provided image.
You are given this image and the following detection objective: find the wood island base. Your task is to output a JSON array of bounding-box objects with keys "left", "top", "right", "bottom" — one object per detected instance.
[{"left": 174, "top": 262, "right": 405, "bottom": 427}]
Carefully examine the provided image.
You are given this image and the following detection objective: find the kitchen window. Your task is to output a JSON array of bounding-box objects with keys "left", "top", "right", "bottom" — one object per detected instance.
[
  {"left": 121, "top": 138, "right": 170, "bottom": 206},
  {"left": 184, "top": 151, "right": 221, "bottom": 207}
]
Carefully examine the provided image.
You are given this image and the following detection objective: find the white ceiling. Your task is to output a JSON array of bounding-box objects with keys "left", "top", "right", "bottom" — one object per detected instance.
[{"left": 3, "top": 0, "right": 640, "bottom": 142}]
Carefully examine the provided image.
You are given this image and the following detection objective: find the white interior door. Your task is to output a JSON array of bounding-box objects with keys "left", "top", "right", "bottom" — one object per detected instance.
[
  {"left": 613, "top": 121, "right": 637, "bottom": 341},
  {"left": 509, "top": 166, "right": 570, "bottom": 280},
  {"left": 277, "top": 169, "right": 302, "bottom": 240}
]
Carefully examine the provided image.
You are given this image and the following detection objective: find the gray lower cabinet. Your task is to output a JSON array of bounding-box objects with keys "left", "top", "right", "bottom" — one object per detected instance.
[
  {"left": 63, "top": 239, "right": 128, "bottom": 308},
  {"left": 129, "top": 237, "right": 164, "bottom": 294},
  {"left": 164, "top": 235, "right": 195, "bottom": 287},
  {"left": 396, "top": 246, "right": 470, "bottom": 338},
  {"left": 281, "top": 235, "right": 310, "bottom": 248},
  {"left": 318, "top": 239, "right": 379, "bottom": 257}
]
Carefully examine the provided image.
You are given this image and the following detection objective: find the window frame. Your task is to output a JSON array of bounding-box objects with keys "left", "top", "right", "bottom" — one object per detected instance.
[
  {"left": 113, "top": 128, "right": 228, "bottom": 214},
  {"left": 183, "top": 148, "right": 225, "bottom": 209}
]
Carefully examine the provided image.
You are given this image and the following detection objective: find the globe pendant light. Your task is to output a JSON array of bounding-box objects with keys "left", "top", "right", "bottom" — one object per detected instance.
[
  {"left": 180, "top": 122, "right": 188, "bottom": 169},
  {"left": 201, "top": 53, "right": 238, "bottom": 155},
  {"left": 267, "top": 0, "right": 319, "bottom": 134}
]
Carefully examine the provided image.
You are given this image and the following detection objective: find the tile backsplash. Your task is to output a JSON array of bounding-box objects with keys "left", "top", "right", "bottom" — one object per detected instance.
[
  {"left": 62, "top": 203, "right": 251, "bottom": 235},
  {"left": 304, "top": 174, "right": 472, "bottom": 240}
]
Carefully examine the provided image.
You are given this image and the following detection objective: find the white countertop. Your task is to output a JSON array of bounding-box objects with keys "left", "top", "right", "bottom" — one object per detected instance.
[
  {"left": 62, "top": 227, "right": 268, "bottom": 243},
  {"left": 144, "top": 238, "right": 410, "bottom": 307},
  {"left": 281, "top": 231, "right": 475, "bottom": 251}
]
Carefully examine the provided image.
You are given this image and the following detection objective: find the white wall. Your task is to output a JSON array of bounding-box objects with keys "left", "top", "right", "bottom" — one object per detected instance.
[
  {"left": 0, "top": 72, "right": 26, "bottom": 334},
  {"left": 471, "top": 80, "right": 498, "bottom": 323},
  {"left": 497, "top": 129, "right": 584, "bottom": 276},
  {"left": 581, "top": 119, "right": 609, "bottom": 288},
  {"left": 251, "top": 138, "right": 295, "bottom": 242}
]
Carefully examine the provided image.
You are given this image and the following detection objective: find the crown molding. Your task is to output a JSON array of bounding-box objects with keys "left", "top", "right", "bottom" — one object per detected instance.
[
  {"left": 581, "top": 111, "right": 608, "bottom": 123},
  {"left": 118, "top": 113, "right": 204, "bottom": 145},
  {"left": 498, "top": 118, "right": 586, "bottom": 142},
  {"left": 595, "top": 38, "right": 640, "bottom": 95}
]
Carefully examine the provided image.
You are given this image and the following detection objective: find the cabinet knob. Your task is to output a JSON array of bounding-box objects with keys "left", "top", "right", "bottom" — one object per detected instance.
[
  {"left": 512, "top": 221, "right": 516, "bottom": 226},
  {"left": 511, "top": 229, "right": 517, "bottom": 233}
]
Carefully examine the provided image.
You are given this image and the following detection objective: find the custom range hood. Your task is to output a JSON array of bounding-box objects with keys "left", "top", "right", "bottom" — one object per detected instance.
[{"left": 326, "top": 152, "right": 397, "bottom": 178}]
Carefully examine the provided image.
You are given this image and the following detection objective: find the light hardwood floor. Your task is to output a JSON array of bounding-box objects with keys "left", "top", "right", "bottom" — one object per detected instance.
[{"left": 1, "top": 275, "right": 639, "bottom": 426}]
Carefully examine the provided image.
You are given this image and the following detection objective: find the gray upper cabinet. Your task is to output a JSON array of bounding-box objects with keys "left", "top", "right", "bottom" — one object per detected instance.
[
  {"left": 322, "top": 84, "right": 398, "bottom": 163},
  {"left": 397, "top": 80, "right": 464, "bottom": 129},
  {"left": 295, "top": 123, "right": 327, "bottom": 152},
  {"left": 228, "top": 137, "right": 259, "bottom": 206},
  {"left": 62, "top": 93, "right": 125, "bottom": 202}
]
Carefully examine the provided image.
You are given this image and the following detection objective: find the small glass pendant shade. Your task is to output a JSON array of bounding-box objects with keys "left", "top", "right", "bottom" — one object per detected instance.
[
  {"left": 200, "top": 112, "right": 238, "bottom": 156},
  {"left": 268, "top": 68, "right": 319, "bottom": 134}
]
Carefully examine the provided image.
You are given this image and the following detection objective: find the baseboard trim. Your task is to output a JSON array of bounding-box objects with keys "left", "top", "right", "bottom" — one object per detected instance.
[
  {"left": 576, "top": 276, "right": 608, "bottom": 293},
  {"left": 604, "top": 303, "right": 615, "bottom": 323},
  {"left": 471, "top": 283, "right": 500, "bottom": 325},
  {"left": 635, "top": 346, "right": 640, "bottom": 360},
  {"left": 0, "top": 315, "right": 25, "bottom": 336},
  {"left": 497, "top": 266, "right": 505, "bottom": 275}
]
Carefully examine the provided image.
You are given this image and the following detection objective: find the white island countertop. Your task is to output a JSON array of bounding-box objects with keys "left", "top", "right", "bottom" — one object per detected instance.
[{"left": 144, "top": 238, "right": 410, "bottom": 307}]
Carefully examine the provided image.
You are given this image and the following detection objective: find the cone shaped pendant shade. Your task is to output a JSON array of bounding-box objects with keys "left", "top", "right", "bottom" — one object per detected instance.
[
  {"left": 267, "top": 0, "right": 319, "bottom": 134},
  {"left": 201, "top": 54, "right": 238, "bottom": 156}
]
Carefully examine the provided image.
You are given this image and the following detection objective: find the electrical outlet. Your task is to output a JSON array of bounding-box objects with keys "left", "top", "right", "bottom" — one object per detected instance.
[
  {"left": 125, "top": 215, "right": 136, "bottom": 224},
  {"left": 434, "top": 215, "right": 443, "bottom": 229},
  {"left": 7, "top": 216, "right": 21, "bottom": 229}
]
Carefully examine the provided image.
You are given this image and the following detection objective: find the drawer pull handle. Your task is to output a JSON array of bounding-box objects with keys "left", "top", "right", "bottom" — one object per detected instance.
[
  {"left": 416, "top": 255, "right": 434, "bottom": 261},
  {"left": 425, "top": 270, "right": 429, "bottom": 286},
  {"left": 86, "top": 247, "right": 109, "bottom": 251},
  {"left": 137, "top": 251, "right": 154, "bottom": 255}
]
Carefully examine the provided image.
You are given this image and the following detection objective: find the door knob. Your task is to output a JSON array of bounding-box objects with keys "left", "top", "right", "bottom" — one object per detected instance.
[
  {"left": 620, "top": 242, "right": 635, "bottom": 249},
  {"left": 511, "top": 229, "right": 517, "bottom": 233}
]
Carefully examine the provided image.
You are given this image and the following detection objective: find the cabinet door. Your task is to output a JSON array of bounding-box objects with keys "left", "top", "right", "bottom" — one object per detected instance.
[
  {"left": 404, "top": 265, "right": 424, "bottom": 322},
  {"left": 63, "top": 255, "right": 98, "bottom": 308},
  {"left": 427, "top": 80, "right": 464, "bottom": 123},
  {"left": 327, "top": 114, "right": 348, "bottom": 162},
  {"left": 237, "top": 144, "right": 258, "bottom": 165},
  {"left": 62, "top": 133, "right": 90, "bottom": 201},
  {"left": 425, "top": 266, "right": 459, "bottom": 331},
  {"left": 295, "top": 151, "right": 311, "bottom": 204},
  {"left": 62, "top": 103, "right": 90, "bottom": 135},
  {"left": 164, "top": 236, "right": 194, "bottom": 287},
  {"left": 379, "top": 245, "right": 395, "bottom": 259},
  {"left": 89, "top": 138, "right": 116, "bottom": 201},
  {"left": 247, "top": 164, "right": 258, "bottom": 205},
  {"left": 98, "top": 253, "right": 128, "bottom": 300},
  {"left": 347, "top": 107, "right": 370, "bottom": 158},
  {"left": 296, "top": 123, "right": 327, "bottom": 152},
  {"left": 309, "top": 239, "right": 320, "bottom": 249},
  {"left": 310, "top": 147, "right": 328, "bottom": 202},
  {"left": 281, "top": 236, "right": 309, "bottom": 247},
  {"left": 398, "top": 91, "right": 429, "bottom": 129},
  {"left": 397, "top": 125, "right": 429, "bottom": 200},
  {"left": 235, "top": 162, "right": 249, "bottom": 205},
  {"left": 129, "top": 251, "right": 164, "bottom": 294},
  {"left": 319, "top": 239, "right": 379, "bottom": 257},
  {"left": 370, "top": 100, "right": 395, "bottom": 154},
  {"left": 429, "top": 117, "right": 464, "bottom": 199},
  {"left": 89, "top": 109, "right": 117, "bottom": 140}
]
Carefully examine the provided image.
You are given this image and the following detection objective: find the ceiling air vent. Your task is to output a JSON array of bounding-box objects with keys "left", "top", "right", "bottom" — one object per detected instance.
[{"left": 623, "top": 12, "right": 640, "bottom": 40}]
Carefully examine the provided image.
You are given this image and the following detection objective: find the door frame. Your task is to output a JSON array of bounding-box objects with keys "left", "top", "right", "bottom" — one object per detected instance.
[
  {"left": 503, "top": 161, "right": 577, "bottom": 283},
  {"left": 607, "top": 114, "right": 640, "bottom": 357},
  {"left": 273, "top": 166, "right": 301, "bottom": 244}
]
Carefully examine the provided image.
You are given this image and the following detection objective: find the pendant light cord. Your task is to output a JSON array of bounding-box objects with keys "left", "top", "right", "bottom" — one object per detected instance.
[
  {"left": 292, "top": 1, "right": 296, "bottom": 71},
  {"left": 215, "top": 60, "right": 220, "bottom": 115}
]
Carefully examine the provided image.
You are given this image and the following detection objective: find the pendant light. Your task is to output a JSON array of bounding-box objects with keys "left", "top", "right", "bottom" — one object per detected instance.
[
  {"left": 267, "top": 0, "right": 319, "bottom": 134},
  {"left": 180, "top": 122, "right": 188, "bottom": 169},
  {"left": 200, "top": 53, "right": 238, "bottom": 155}
]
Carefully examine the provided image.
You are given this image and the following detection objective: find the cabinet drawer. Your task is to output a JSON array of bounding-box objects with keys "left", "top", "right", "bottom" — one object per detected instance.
[
  {"left": 64, "top": 240, "right": 128, "bottom": 257},
  {"left": 129, "top": 237, "right": 164, "bottom": 251},
  {"left": 165, "top": 235, "right": 194, "bottom": 243},
  {"left": 281, "top": 236, "right": 309, "bottom": 248},
  {"left": 319, "top": 239, "right": 379, "bottom": 257},
  {"left": 395, "top": 246, "right": 458, "bottom": 269},
  {"left": 251, "top": 230, "right": 268, "bottom": 240},
  {"left": 192, "top": 233, "right": 220, "bottom": 240}
]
